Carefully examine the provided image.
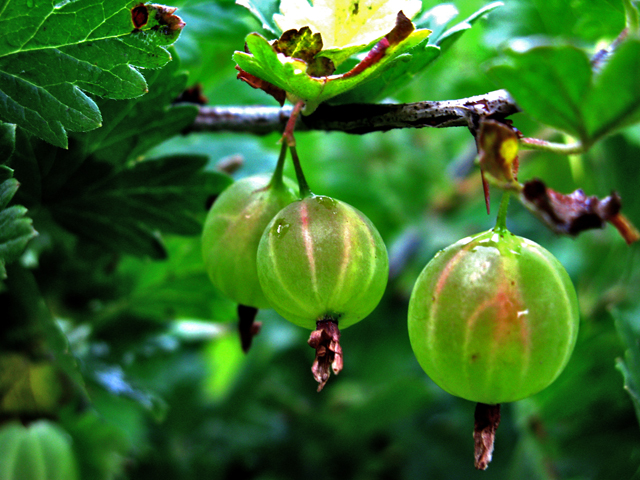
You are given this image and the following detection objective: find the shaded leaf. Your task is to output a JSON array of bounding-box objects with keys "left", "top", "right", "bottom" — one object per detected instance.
[
  {"left": 0, "top": 0, "right": 184, "bottom": 148},
  {"left": 0, "top": 122, "right": 16, "bottom": 163},
  {"left": 117, "top": 236, "right": 237, "bottom": 322},
  {"left": 0, "top": 354, "right": 66, "bottom": 415},
  {"left": 50, "top": 155, "right": 232, "bottom": 259},
  {"left": 61, "top": 411, "right": 131, "bottom": 480},
  {"left": 613, "top": 308, "right": 640, "bottom": 427},
  {"left": 585, "top": 39, "right": 640, "bottom": 142},
  {"left": 487, "top": 45, "right": 592, "bottom": 141},
  {"left": 488, "top": 39, "right": 640, "bottom": 145},
  {"left": 0, "top": 178, "right": 37, "bottom": 279}
]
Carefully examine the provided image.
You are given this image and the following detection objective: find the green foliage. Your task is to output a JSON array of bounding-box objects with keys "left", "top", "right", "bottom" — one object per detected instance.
[
  {"left": 0, "top": 0, "right": 185, "bottom": 148},
  {"left": 234, "top": 28, "right": 431, "bottom": 112},
  {"left": 614, "top": 308, "right": 640, "bottom": 424},
  {"left": 0, "top": 175, "right": 37, "bottom": 280},
  {"left": 2, "top": 0, "right": 640, "bottom": 479},
  {"left": 488, "top": 39, "right": 640, "bottom": 146}
]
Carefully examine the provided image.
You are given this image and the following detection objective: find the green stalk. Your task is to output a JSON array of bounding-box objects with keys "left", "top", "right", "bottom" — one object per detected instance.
[
  {"left": 495, "top": 192, "right": 511, "bottom": 232},
  {"left": 290, "top": 146, "right": 312, "bottom": 199},
  {"left": 269, "top": 141, "right": 288, "bottom": 190}
]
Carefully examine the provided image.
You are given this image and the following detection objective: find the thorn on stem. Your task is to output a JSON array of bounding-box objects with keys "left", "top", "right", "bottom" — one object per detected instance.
[{"left": 307, "top": 319, "right": 343, "bottom": 392}]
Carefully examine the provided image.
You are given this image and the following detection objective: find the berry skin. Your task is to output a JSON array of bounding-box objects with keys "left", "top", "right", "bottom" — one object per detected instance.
[
  {"left": 202, "top": 174, "right": 297, "bottom": 308},
  {"left": 257, "top": 195, "right": 389, "bottom": 329},
  {"left": 408, "top": 228, "right": 579, "bottom": 405},
  {"left": 0, "top": 421, "right": 78, "bottom": 480}
]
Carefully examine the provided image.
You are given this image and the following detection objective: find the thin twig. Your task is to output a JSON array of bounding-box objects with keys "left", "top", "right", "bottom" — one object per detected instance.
[{"left": 188, "top": 89, "right": 520, "bottom": 136}]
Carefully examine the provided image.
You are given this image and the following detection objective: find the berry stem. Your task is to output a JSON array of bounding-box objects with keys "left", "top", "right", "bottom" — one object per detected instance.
[
  {"left": 269, "top": 141, "right": 288, "bottom": 191},
  {"left": 290, "top": 145, "right": 313, "bottom": 199},
  {"left": 495, "top": 192, "right": 511, "bottom": 232},
  {"left": 238, "top": 304, "right": 261, "bottom": 353},
  {"left": 282, "top": 100, "right": 305, "bottom": 147}
]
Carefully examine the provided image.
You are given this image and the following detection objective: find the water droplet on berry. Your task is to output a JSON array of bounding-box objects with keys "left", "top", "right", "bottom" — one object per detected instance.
[
  {"left": 274, "top": 219, "right": 290, "bottom": 238},
  {"left": 314, "top": 195, "right": 337, "bottom": 210}
]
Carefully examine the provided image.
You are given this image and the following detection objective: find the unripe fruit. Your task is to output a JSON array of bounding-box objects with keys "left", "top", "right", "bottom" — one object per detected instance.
[
  {"left": 257, "top": 195, "right": 389, "bottom": 329},
  {"left": 202, "top": 174, "right": 297, "bottom": 308},
  {"left": 0, "top": 421, "right": 78, "bottom": 480},
  {"left": 408, "top": 228, "right": 579, "bottom": 404}
]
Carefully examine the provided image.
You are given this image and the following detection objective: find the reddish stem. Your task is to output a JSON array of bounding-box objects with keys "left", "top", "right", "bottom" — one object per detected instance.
[{"left": 282, "top": 100, "right": 306, "bottom": 147}]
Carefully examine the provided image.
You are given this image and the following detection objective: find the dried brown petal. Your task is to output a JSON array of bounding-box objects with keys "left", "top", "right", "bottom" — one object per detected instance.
[
  {"left": 474, "top": 403, "right": 501, "bottom": 470},
  {"left": 386, "top": 11, "right": 415, "bottom": 46},
  {"left": 148, "top": 4, "right": 185, "bottom": 32},
  {"left": 308, "top": 319, "right": 343, "bottom": 392},
  {"left": 235, "top": 67, "right": 286, "bottom": 106},
  {"left": 274, "top": 27, "right": 324, "bottom": 63},
  {"left": 521, "top": 179, "right": 628, "bottom": 236},
  {"left": 478, "top": 119, "right": 519, "bottom": 183}
]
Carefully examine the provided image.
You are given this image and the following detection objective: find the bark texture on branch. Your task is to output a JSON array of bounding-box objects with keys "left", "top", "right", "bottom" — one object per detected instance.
[{"left": 189, "top": 89, "right": 520, "bottom": 136}]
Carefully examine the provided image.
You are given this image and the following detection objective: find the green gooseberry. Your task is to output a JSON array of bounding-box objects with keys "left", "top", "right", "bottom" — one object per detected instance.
[
  {"left": 257, "top": 195, "right": 389, "bottom": 329},
  {"left": 408, "top": 226, "right": 580, "bottom": 405},
  {"left": 202, "top": 173, "right": 297, "bottom": 308}
]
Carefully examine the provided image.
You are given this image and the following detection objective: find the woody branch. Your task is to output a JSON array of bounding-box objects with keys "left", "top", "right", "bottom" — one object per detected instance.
[{"left": 187, "top": 89, "right": 520, "bottom": 136}]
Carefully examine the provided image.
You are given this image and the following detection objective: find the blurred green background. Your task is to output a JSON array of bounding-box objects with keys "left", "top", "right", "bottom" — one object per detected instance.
[{"left": 2, "top": 0, "right": 640, "bottom": 479}]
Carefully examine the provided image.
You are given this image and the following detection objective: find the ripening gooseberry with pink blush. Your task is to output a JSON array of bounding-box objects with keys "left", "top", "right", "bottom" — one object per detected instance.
[{"left": 408, "top": 227, "right": 580, "bottom": 405}]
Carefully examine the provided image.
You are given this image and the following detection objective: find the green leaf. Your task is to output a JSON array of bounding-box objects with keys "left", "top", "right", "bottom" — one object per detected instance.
[
  {"left": 0, "top": 0, "right": 185, "bottom": 149},
  {"left": 235, "top": 27, "right": 431, "bottom": 112},
  {"left": 488, "top": 39, "right": 640, "bottom": 145},
  {"left": 49, "top": 155, "right": 232, "bottom": 259},
  {"left": 613, "top": 308, "right": 640, "bottom": 426},
  {"left": 328, "top": 39, "right": 440, "bottom": 104},
  {"left": 487, "top": 45, "right": 593, "bottom": 142},
  {"left": 327, "top": 2, "right": 500, "bottom": 104},
  {"left": 585, "top": 39, "right": 640, "bottom": 142},
  {"left": 118, "top": 236, "right": 237, "bottom": 321},
  {"left": 236, "top": 0, "right": 281, "bottom": 36},
  {"left": 77, "top": 50, "right": 198, "bottom": 166},
  {"left": 0, "top": 121, "right": 16, "bottom": 164},
  {"left": 413, "top": 3, "right": 460, "bottom": 39},
  {"left": 0, "top": 177, "right": 37, "bottom": 279},
  {"left": 436, "top": 1, "right": 504, "bottom": 51}
]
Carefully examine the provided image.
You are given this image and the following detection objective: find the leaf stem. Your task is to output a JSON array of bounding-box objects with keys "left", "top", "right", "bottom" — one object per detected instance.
[
  {"left": 290, "top": 146, "right": 312, "bottom": 199},
  {"left": 519, "top": 137, "right": 586, "bottom": 155},
  {"left": 495, "top": 192, "right": 511, "bottom": 232}
]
